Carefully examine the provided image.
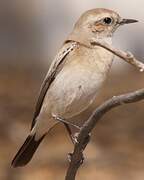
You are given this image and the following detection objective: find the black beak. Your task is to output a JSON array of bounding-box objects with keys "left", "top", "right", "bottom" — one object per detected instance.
[{"left": 119, "top": 18, "right": 138, "bottom": 25}]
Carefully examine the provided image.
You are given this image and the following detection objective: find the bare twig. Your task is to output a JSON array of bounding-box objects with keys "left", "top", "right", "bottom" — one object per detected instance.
[
  {"left": 90, "top": 40, "right": 144, "bottom": 72},
  {"left": 65, "top": 88, "right": 144, "bottom": 180}
]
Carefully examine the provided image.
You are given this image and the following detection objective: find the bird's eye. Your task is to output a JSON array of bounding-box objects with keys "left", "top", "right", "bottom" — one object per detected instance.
[{"left": 103, "top": 17, "right": 113, "bottom": 25}]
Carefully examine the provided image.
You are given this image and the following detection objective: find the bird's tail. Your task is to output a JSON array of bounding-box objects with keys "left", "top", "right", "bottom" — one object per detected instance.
[{"left": 11, "top": 133, "right": 45, "bottom": 168}]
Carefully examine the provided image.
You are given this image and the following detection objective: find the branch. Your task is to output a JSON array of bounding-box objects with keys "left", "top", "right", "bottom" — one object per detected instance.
[
  {"left": 90, "top": 40, "right": 144, "bottom": 72},
  {"left": 65, "top": 88, "right": 144, "bottom": 180}
]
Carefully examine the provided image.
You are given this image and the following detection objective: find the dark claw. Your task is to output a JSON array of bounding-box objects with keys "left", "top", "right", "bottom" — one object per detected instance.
[
  {"left": 68, "top": 153, "right": 73, "bottom": 162},
  {"left": 72, "top": 132, "right": 79, "bottom": 144}
]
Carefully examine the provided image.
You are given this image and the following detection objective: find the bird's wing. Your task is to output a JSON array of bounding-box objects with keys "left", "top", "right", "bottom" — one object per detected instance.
[{"left": 31, "top": 41, "right": 78, "bottom": 129}]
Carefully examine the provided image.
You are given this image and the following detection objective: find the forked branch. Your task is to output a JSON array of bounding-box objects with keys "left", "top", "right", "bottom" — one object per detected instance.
[
  {"left": 64, "top": 40, "right": 144, "bottom": 180},
  {"left": 65, "top": 88, "right": 144, "bottom": 180}
]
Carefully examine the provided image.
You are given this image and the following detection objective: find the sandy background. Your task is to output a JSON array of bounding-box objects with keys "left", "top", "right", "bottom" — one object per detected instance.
[{"left": 0, "top": 1, "right": 144, "bottom": 180}]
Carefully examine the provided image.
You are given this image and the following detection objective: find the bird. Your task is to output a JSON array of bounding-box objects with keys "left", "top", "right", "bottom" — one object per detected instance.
[{"left": 11, "top": 8, "right": 138, "bottom": 167}]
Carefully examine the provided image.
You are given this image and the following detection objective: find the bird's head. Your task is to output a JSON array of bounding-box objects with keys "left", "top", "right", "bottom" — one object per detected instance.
[{"left": 69, "top": 8, "right": 138, "bottom": 44}]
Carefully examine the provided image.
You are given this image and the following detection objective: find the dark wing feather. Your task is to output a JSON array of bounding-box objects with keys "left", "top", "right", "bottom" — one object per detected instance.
[{"left": 31, "top": 41, "right": 78, "bottom": 129}]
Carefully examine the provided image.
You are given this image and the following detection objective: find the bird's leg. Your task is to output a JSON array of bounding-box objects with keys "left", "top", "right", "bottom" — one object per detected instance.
[
  {"left": 64, "top": 123, "right": 76, "bottom": 144},
  {"left": 52, "top": 114, "right": 81, "bottom": 144},
  {"left": 52, "top": 114, "right": 90, "bottom": 163},
  {"left": 52, "top": 114, "right": 81, "bottom": 130}
]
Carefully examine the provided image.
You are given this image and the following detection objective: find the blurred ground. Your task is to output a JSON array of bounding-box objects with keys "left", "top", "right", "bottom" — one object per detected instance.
[{"left": 0, "top": 65, "right": 144, "bottom": 180}]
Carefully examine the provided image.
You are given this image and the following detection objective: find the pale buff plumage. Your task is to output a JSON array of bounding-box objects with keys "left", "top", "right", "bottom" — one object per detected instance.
[
  {"left": 35, "top": 42, "right": 114, "bottom": 138},
  {"left": 12, "top": 8, "right": 138, "bottom": 167}
]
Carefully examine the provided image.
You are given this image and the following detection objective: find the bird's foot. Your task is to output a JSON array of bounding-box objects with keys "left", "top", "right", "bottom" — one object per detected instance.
[{"left": 71, "top": 132, "right": 79, "bottom": 144}]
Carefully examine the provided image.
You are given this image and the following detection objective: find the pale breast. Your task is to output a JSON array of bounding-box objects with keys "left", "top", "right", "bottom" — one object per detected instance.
[{"left": 42, "top": 45, "right": 114, "bottom": 118}]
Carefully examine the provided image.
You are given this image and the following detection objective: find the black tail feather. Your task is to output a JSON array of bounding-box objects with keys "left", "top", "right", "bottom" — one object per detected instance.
[{"left": 11, "top": 134, "right": 45, "bottom": 168}]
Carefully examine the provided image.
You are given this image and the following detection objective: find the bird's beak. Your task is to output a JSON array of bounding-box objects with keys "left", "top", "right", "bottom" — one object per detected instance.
[{"left": 119, "top": 18, "right": 138, "bottom": 25}]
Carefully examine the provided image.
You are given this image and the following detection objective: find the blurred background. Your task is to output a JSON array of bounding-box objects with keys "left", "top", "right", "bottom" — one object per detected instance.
[{"left": 0, "top": 0, "right": 144, "bottom": 179}]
